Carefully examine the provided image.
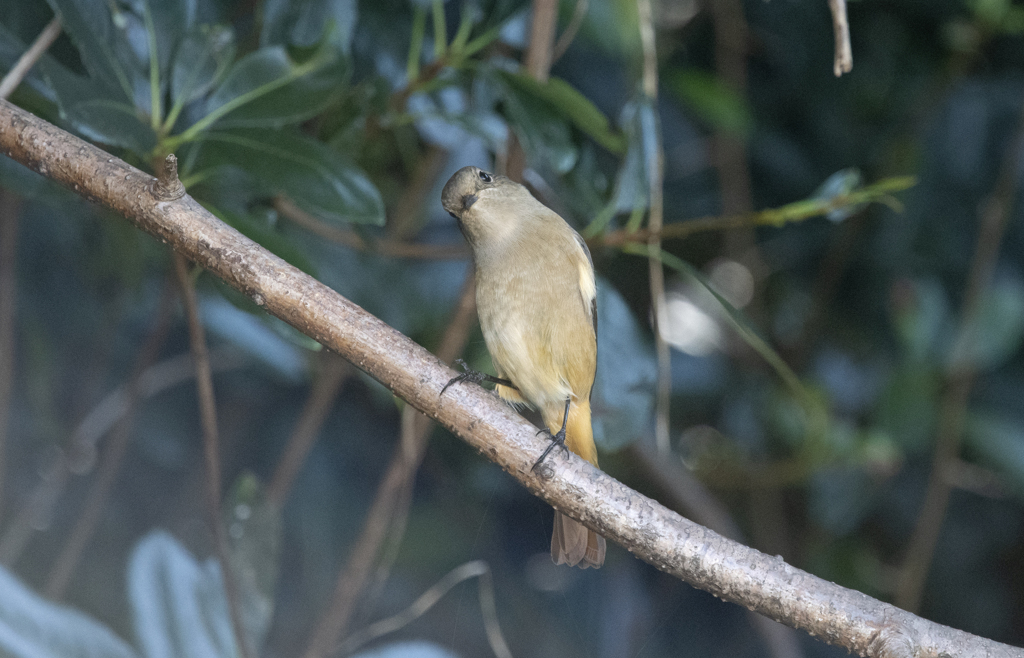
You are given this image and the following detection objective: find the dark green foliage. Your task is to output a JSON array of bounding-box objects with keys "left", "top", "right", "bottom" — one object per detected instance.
[{"left": 2, "top": 0, "right": 1024, "bottom": 656}]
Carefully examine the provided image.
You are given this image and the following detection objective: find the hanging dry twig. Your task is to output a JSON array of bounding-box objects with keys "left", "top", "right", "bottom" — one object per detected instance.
[
  {"left": 1, "top": 99, "right": 1021, "bottom": 658},
  {"left": 828, "top": 0, "right": 853, "bottom": 77}
]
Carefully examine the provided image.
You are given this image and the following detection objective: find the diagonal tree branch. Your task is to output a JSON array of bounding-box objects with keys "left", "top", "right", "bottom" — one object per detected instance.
[{"left": 0, "top": 99, "right": 1021, "bottom": 658}]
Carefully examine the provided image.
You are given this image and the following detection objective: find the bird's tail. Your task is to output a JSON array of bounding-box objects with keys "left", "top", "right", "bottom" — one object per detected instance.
[{"left": 546, "top": 399, "right": 606, "bottom": 569}]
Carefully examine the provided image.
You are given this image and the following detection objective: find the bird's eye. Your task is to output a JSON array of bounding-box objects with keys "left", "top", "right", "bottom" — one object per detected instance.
[{"left": 478, "top": 170, "right": 492, "bottom": 183}]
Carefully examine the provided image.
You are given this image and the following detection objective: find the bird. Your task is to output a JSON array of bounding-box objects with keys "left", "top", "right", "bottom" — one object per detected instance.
[{"left": 441, "top": 165, "right": 606, "bottom": 569}]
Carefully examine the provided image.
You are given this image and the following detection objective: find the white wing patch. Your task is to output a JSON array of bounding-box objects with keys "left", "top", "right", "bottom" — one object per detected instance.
[{"left": 573, "top": 234, "right": 596, "bottom": 326}]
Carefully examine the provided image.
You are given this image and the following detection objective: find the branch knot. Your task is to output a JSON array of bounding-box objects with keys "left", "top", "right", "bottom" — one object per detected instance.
[
  {"left": 869, "top": 623, "right": 917, "bottom": 658},
  {"left": 150, "top": 154, "right": 185, "bottom": 201}
]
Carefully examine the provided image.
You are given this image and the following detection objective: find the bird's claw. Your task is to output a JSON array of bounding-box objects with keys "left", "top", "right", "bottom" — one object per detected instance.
[
  {"left": 441, "top": 359, "right": 485, "bottom": 396},
  {"left": 532, "top": 426, "right": 569, "bottom": 471}
]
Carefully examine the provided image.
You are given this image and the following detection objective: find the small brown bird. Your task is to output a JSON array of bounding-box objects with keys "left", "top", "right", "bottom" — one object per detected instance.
[{"left": 441, "top": 165, "right": 606, "bottom": 569}]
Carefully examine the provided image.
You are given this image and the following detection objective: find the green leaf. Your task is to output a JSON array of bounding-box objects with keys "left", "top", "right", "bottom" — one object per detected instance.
[
  {"left": 223, "top": 473, "right": 281, "bottom": 650},
  {"left": 949, "top": 276, "right": 1024, "bottom": 373},
  {"left": 190, "top": 129, "right": 384, "bottom": 225},
  {"left": 261, "top": 0, "right": 358, "bottom": 55},
  {"left": 876, "top": 363, "right": 940, "bottom": 453},
  {"left": 591, "top": 280, "right": 656, "bottom": 450},
  {"left": 582, "top": 96, "right": 652, "bottom": 236},
  {"left": 200, "top": 46, "right": 347, "bottom": 130},
  {"left": 491, "top": 70, "right": 577, "bottom": 174},
  {"left": 44, "top": 0, "right": 145, "bottom": 103},
  {"left": 169, "top": 25, "right": 236, "bottom": 119},
  {"left": 128, "top": 531, "right": 240, "bottom": 658},
  {"left": 666, "top": 68, "right": 753, "bottom": 138},
  {"left": 495, "top": 71, "right": 626, "bottom": 153},
  {"left": 38, "top": 60, "right": 156, "bottom": 152},
  {"left": 0, "top": 23, "right": 54, "bottom": 100},
  {"left": 965, "top": 412, "right": 1024, "bottom": 497},
  {"left": 131, "top": 0, "right": 197, "bottom": 79},
  {"left": 0, "top": 564, "right": 138, "bottom": 658}
]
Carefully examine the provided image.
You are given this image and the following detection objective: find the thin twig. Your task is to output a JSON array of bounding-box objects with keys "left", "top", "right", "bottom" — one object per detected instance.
[
  {"left": 894, "top": 100, "right": 1024, "bottom": 612},
  {"left": 0, "top": 189, "right": 20, "bottom": 523},
  {"left": 274, "top": 196, "right": 468, "bottom": 260},
  {"left": 337, "top": 561, "right": 512, "bottom": 658},
  {"left": 266, "top": 352, "right": 351, "bottom": 509},
  {"left": 0, "top": 16, "right": 62, "bottom": 100},
  {"left": 828, "top": 0, "right": 853, "bottom": 77},
  {"left": 636, "top": 0, "right": 671, "bottom": 455},
  {"left": 552, "top": 0, "right": 588, "bottom": 64},
  {"left": 44, "top": 278, "right": 175, "bottom": 600},
  {"left": 280, "top": 179, "right": 908, "bottom": 262},
  {"left": 172, "top": 253, "right": 253, "bottom": 658}
]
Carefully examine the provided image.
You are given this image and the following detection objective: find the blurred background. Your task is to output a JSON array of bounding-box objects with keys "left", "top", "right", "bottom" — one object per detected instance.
[{"left": 1, "top": 0, "right": 1023, "bottom": 656}]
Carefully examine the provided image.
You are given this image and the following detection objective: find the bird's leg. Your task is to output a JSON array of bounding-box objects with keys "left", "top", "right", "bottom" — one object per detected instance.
[
  {"left": 441, "top": 359, "right": 517, "bottom": 396},
  {"left": 532, "top": 397, "right": 572, "bottom": 471}
]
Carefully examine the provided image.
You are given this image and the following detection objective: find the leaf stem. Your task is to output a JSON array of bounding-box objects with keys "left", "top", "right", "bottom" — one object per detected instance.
[
  {"left": 143, "top": 4, "right": 162, "bottom": 130},
  {"left": 407, "top": 7, "right": 427, "bottom": 84},
  {"left": 432, "top": 0, "right": 448, "bottom": 58},
  {"left": 165, "top": 53, "right": 330, "bottom": 150}
]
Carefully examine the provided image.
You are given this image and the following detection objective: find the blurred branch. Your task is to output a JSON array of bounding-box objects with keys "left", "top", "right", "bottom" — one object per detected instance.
[
  {"left": 303, "top": 274, "right": 477, "bottom": 658},
  {"left": 44, "top": 278, "right": 175, "bottom": 600},
  {"left": 386, "top": 145, "right": 449, "bottom": 239},
  {"left": 0, "top": 348, "right": 245, "bottom": 565},
  {"left": 299, "top": 405, "right": 431, "bottom": 658},
  {"left": 172, "top": 253, "right": 252, "bottom": 658},
  {"left": 636, "top": 0, "right": 672, "bottom": 455},
  {"left": 525, "top": 0, "right": 558, "bottom": 82},
  {"left": 598, "top": 176, "right": 914, "bottom": 247},
  {"left": 360, "top": 276, "right": 478, "bottom": 614},
  {"left": 894, "top": 100, "right": 1024, "bottom": 613},
  {"left": 274, "top": 196, "right": 468, "bottom": 260},
  {"left": 0, "top": 15, "right": 62, "bottom": 100},
  {"left": 1, "top": 99, "right": 1019, "bottom": 658},
  {"left": 552, "top": 0, "right": 588, "bottom": 64},
  {"left": 278, "top": 177, "right": 912, "bottom": 262},
  {"left": 0, "top": 189, "right": 20, "bottom": 524},
  {"left": 708, "top": 0, "right": 756, "bottom": 252},
  {"left": 266, "top": 352, "right": 351, "bottom": 509},
  {"left": 829, "top": 0, "right": 854, "bottom": 77},
  {"left": 0, "top": 9, "right": 61, "bottom": 530}
]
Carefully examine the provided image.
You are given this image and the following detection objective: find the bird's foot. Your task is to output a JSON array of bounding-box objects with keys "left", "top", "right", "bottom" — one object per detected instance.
[
  {"left": 441, "top": 359, "right": 516, "bottom": 396},
  {"left": 532, "top": 426, "right": 570, "bottom": 471}
]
